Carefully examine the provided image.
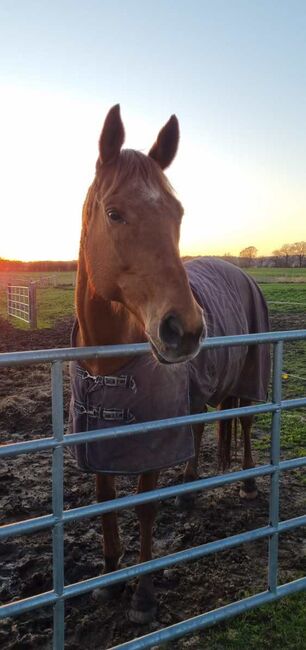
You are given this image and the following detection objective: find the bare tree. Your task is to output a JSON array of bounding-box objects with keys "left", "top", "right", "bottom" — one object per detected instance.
[
  {"left": 272, "top": 248, "right": 282, "bottom": 266},
  {"left": 291, "top": 241, "right": 306, "bottom": 267},
  {"left": 272, "top": 243, "right": 294, "bottom": 266}
]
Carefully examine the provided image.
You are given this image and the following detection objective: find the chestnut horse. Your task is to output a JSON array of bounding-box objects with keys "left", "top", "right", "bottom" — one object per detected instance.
[{"left": 73, "top": 105, "right": 269, "bottom": 623}]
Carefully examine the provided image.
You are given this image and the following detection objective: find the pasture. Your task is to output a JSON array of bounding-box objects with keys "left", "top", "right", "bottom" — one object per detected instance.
[
  {"left": 0, "top": 272, "right": 75, "bottom": 329},
  {"left": 0, "top": 266, "right": 305, "bottom": 648}
]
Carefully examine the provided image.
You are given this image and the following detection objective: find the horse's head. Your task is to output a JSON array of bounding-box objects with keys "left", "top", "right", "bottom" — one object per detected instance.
[{"left": 82, "top": 104, "right": 205, "bottom": 363}]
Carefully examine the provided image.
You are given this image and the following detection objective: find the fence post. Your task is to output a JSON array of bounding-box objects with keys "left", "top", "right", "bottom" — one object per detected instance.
[
  {"left": 7, "top": 283, "right": 11, "bottom": 317},
  {"left": 268, "top": 340, "right": 283, "bottom": 593},
  {"left": 51, "top": 361, "right": 65, "bottom": 650},
  {"left": 29, "top": 282, "right": 37, "bottom": 329}
]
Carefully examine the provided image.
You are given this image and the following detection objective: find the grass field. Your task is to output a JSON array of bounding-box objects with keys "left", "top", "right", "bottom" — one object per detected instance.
[
  {"left": 0, "top": 274, "right": 75, "bottom": 329},
  {"left": 0, "top": 266, "right": 305, "bottom": 330},
  {"left": 247, "top": 267, "right": 306, "bottom": 282},
  {"left": 184, "top": 591, "right": 306, "bottom": 649}
]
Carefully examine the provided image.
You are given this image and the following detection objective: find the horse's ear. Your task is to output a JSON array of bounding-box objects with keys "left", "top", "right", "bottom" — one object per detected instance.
[
  {"left": 148, "top": 115, "right": 179, "bottom": 170},
  {"left": 99, "top": 104, "right": 125, "bottom": 164}
]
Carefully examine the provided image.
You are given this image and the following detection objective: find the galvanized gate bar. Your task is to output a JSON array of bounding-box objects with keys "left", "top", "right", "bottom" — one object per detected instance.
[
  {"left": 268, "top": 341, "right": 283, "bottom": 593},
  {"left": 2, "top": 458, "right": 306, "bottom": 541},
  {"left": 112, "top": 576, "right": 306, "bottom": 650},
  {"left": 0, "top": 514, "right": 57, "bottom": 538},
  {"left": 0, "top": 591, "right": 58, "bottom": 619},
  {"left": 63, "top": 514, "right": 306, "bottom": 601},
  {"left": 3, "top": 458, "right": 306, "bottom": 541},
  {"left": 51, "top": 362, "right": 65, "bottom": 650},
  {"left": 0, "top": 329, "right": 306, "bottom": 650},
  {"left": 1, "top": 514, "right": 306, "bottom": 621},
  {"left": 281, "top": 456, "right": 306, "bottom": 470},
  {"left": 1, "top": 396, "right": 306, "bottom": 461},
  {"left": 0, "top": 329, "right": 305, "bottom": 368}
]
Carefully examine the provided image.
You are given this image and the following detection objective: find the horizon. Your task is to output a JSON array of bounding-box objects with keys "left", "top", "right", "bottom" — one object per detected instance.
[
  {"left": 1, "top": 248, "right": 303, "bottom": 266},
  {"left": 1, "top": 2, "right": 305, "bottom": 261}
]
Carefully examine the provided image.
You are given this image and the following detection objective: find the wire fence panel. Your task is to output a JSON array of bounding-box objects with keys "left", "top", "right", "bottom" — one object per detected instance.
[{"left": 0, "top": 330, "right": 306, "bottom": 649}]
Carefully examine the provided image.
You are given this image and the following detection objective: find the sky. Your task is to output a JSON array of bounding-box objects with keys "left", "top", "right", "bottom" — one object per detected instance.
[{"left": 0, "top": 0, "right": 305, "bottom": 261}]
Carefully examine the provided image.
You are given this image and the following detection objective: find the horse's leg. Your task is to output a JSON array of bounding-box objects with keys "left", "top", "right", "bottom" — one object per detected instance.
[
  {"left": 184, "top": 421, "right": 204, "bottom": 483},
  {"left": 239, "top": 398, "right": 258, "bottom": 500},
  {"left": 176, "top": 392, "right": 205, "bottom": 510},
  {"left": 129, "top": 470, "right": 159, "bottom": 624},
  {"left": 93, "top": 474, "right": 124, "bottom": 601},
  {"left": 176, "top": 421, "right": 204, "bottom": 509},
  {"left": 217, "top": 396, "right": 237, "bottom": 471}
]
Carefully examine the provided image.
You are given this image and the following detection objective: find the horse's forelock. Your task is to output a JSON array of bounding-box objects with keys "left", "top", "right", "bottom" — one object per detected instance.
[{"left": 98, "top": 149, "right": 175, "bottom": 203}]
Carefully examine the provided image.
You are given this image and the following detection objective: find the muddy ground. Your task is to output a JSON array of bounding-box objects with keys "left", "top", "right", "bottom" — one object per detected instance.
[{"left": 0, "top": 313, "right": 305, "bottom": 649}]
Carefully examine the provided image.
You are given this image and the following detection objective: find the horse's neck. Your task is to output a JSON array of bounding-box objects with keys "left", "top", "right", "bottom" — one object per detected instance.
[{"left": 76, "top": 272, "right": 146, "bottom": 375}]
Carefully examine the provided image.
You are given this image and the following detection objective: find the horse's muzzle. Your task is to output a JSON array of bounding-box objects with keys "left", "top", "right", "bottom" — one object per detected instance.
[{"left": 149, "top": 312, "right": 206, "bottom": 364}]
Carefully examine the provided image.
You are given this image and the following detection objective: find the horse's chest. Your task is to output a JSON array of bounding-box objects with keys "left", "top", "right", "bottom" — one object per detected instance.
[{"left": 69, "top": 354, "right": 194, "bottom": 474}]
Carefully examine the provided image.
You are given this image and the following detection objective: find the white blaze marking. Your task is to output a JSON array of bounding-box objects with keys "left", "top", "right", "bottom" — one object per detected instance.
[
  {"left": 131, "top": 181, "right": 161, "bottom": 203},
  {"left": 143, "top": 185, "right": 161, "bottom": 203}
]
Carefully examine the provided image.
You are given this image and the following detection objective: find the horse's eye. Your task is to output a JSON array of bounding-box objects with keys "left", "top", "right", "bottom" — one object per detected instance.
[{"left": 106, "top": 209, "right": 125, "bottom": 223}]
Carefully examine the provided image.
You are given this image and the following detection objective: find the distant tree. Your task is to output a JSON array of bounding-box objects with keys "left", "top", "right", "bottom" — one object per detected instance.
[
  {"left": 272, "top": 243, "right": 293, "bottom": 267},
  {"left": 239, "top": 246, "right": 258, "bottom": 259},
  {"left": 291, "top": 241, "right": 306, "bottom": 267},
  {"left": 239, "top": 246, "right": 258, "bottom": 267}
]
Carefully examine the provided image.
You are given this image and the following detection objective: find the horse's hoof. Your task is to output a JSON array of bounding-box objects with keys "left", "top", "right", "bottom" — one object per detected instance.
[
  {"left": 128, "top": 591, "right": 157, "bottom": 624},
  {"left": 92, "top": 581, "right": 125, "bottom": 602},
  {"left": 175, "top": 492, "right": 195, "bottom": 510},
  {"left": 128, "top": 604, "right": 157, "bottom": 624},
  {"left": 239, "top": 487, "right": 258, "bottom": 500}
]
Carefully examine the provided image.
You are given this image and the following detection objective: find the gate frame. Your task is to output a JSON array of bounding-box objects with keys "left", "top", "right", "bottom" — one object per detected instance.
[
  {"left": 0, "top": 329, "right": 306, "bottom": 649},
  {"left": 7, "top": 282, "right": 37, "bottom": 328}
]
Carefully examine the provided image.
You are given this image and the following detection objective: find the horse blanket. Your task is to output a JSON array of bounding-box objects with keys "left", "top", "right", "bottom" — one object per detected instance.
[{"left": 68, "top": 257, "right": 270, "bottom": 474}]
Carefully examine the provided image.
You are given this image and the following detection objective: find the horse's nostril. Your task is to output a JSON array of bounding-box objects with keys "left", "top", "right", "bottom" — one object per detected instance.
[{"left": 159, "top": 314, "right": 184, "bottom": 349}]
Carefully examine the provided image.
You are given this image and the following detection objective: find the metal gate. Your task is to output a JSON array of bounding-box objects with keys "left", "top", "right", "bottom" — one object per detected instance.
[
  {"left": 7, "top": 282, "right": 37, "bottom": 328},
  {"left": 0, "top": 329, "right": 306, "bottom": 649}
]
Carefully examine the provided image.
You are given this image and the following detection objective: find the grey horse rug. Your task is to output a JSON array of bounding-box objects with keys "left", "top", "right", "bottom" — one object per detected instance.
[{"left": 68, "top": 257, "right": 270, "bottom": 474}]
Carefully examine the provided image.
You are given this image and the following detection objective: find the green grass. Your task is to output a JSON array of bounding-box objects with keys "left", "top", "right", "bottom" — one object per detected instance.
[
  {"left": 258, "top": 283, "right": 306, "bottom": 314},
  {"left": 34, "top": 287, "right": 75, "bottom": 328},
  {"left": 193, "top": 591, "right": 306, "bottom": 649},
  {"left": 254, "top": 410, "right": 306, "bottom": 458},
  {"left": 246, "top": 267, "right": 306, "bottom": 283},
  {"left": 253, "top": 336, "right": 306, "bottom": 459}
]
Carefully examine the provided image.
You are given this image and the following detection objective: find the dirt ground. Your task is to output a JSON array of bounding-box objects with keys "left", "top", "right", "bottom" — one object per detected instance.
[{"left": 0, "top": 314, "right": 305, "bottom": 649}]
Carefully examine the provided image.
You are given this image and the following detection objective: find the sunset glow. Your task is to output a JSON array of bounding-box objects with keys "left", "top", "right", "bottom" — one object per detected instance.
[{"left": 1, "top": 2, "right": 305, "bottom": 261}]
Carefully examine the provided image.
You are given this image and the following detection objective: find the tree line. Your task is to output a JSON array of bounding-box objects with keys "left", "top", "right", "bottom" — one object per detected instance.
[
  {"left": 1, "top": 240, "right": 305, "bottom": 272},
  {"left": 271, "top": 242, "right": 306, "bottom": 268},
  {"left": 0, "top": 258, "right": 77, "bottom": 272},
  {"left": 237, "top": 241, "right": 306, "bottom": 268}
]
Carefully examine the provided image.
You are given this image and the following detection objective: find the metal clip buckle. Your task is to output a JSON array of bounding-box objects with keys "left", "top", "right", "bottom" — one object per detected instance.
[
  {"left": 75, "top": 403, "right": 87, "bottom": 415},
  {"left": 104, "top": 376, "right": 120, "bottom": 387},
  {"left": 129, "top": 377, "right": 137, "bottom": 393},
  {"left": 82, "top": 370, "right": 99, "bottom": 382},
  {"left": 102, "top": 409, "right": 124, "bottom": 421},
  {"left": 87, "top": 406, "right": 100, "bottom": 418}
]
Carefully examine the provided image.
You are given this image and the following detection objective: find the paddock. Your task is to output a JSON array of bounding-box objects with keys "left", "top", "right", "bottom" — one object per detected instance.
[{"left": 0, "top": 328, "right": 305, "bottom": 649}]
